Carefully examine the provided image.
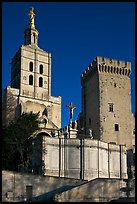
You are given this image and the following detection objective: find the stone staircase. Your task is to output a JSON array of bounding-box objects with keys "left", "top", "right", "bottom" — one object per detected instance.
[
  {"left": 51, "top": 178, "right": 135, "bottom": 202},
  {"left": 2, "top": 170, "right": 135, "bottom": 202}
]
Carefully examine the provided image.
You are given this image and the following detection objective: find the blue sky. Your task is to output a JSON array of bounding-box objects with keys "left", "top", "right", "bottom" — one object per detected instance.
[{"left": 2, "top": 2, "right": 135, "bottom": 127}]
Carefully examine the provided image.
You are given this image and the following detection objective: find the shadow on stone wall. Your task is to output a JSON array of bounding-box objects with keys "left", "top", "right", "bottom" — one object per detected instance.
[{"left": 2, "top": 170, "right": 86, "bottom": 202}]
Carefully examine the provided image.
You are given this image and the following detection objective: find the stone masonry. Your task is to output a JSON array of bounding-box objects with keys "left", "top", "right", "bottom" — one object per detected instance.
[{"left": 79, "top": 56, "right": 134, "bottom": 149}]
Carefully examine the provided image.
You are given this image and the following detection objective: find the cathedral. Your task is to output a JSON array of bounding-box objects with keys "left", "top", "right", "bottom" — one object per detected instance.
[{"left": 2, "top": 8, "right": 135, "bottom": 180}]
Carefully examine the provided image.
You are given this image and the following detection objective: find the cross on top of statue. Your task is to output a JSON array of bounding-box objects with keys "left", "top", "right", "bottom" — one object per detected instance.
[{"left": 66, "top": 102, "right": 76, "bottom": 127}]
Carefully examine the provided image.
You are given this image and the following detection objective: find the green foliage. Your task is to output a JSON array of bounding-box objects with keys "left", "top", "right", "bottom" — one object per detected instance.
[{"left": 2, "top": 112, "right": 39, "bottom": 171}]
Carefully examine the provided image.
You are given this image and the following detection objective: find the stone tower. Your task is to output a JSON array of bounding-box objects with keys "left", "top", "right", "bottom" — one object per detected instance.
[
  {"left": 2, "top": 8, "right": 61, "bottom": 132},
  {"left": 79, "top": 56, "right": 133, "bottom": 149}
]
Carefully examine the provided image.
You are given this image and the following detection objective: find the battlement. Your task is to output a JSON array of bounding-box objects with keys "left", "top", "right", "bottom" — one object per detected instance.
[
  {"left": 96, "top": 56, "right": 131, "bottom": 69},
  {"left": 81, "top": 56, "right": 131, "bottom": 80}
]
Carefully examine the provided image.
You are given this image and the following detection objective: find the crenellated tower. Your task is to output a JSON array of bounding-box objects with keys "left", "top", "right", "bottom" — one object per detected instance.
[{"left": 79, "top": 56, "right": 133, "bottom": 148}]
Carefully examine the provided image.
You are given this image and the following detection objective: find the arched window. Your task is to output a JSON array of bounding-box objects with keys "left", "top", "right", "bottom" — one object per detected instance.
[
  {"left": 33, "top": 33, "right": 35, "bottom": 44},
  {"left": 119, "top": 68, "right": 122, "bottom": 75},
  {"left": 114, "top": 67, "right": 116, "bottom": 74},
  {"left": 29, "top": 75, "right": 33, "bottom": 85},
  {"left": 39, "top": 77, "right": 43, "bottom": 87},
  {"left": 39, "top": 64, "right": 43, "bottom": 74},
  {"left": 29, "top": 62, "right": 33, "bottom": 72},
  {"left": 108, "top": 66, "right": 110, "bottom": 73}
]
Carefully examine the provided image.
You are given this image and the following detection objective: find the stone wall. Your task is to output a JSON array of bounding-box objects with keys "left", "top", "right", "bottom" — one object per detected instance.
[
  {"left": 2, "top": 170, "right": 84, "bottom": 202},
  {"left": 32, "top": 137, "right": 128, "bottom": 181},
  {"left": 2, "top": 171, "right": 134, "bottom": 202},
  {"left": 53, "top": 178, "right": 127, "bottom": 202},
  {"left": 2, "top": 86, "right": 61, "bottom": 129},
  {"left": 2, "top": 86, "right": 20, "bottom": 126},
  {"left": 80, "top": 56, "right": 133, "bottom": 149},
  {"left": 20, "top": 45, "right": 51, "bottom": 98}
]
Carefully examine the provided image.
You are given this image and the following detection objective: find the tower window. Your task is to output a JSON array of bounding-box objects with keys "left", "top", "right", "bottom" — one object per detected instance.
[
  {"left": 29, "top": 75, "right": 33, "bottom": 85},
  {"left": 108, "top": 103, "right": 113, "bottom": 112},
  {"left": 39, "top": 64, "right": 43, "bottom": 74},
  {"left": 33, "top": 33, "right": 35, "bottom": 44},
  {"left": 114, "top": 82, "right": 117, "bottom": 87},
  {"left": 29, "top": 62, "right": 33, "bottom": 72},
  {"left": 115, "top": 124, "right": 119, "bottom": 131},
  {"left": 39, "top": 77, "right": 43, "bottom": 87}
]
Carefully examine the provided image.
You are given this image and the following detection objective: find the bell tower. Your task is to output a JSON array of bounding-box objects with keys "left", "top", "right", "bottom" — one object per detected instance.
[
  {"left": 3, "top": 7, "right": 61, "bottom": 129},
  {"left": 10, "top": 7, "right": 52, "bottom": 99}
]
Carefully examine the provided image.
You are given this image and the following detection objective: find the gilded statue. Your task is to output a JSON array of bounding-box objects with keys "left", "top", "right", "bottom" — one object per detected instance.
[{"left": 28, "top": 7, "right": 35, "bottom": 27}]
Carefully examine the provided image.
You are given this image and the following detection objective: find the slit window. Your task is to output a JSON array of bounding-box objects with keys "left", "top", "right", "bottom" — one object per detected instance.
[
  {"left": 29, "top": 75, "right": 33, "bottom": 85},
  {"left": 115, "top": 124, "right": 119, "bottom": 131},
  {"left": 108, "top": 103, "right": 113, "bottom": 112}
]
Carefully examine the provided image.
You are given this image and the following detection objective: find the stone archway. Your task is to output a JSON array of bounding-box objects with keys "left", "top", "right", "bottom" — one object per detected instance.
[
  {"left": 37, "top": 131, "right": 51, "bottom": 137},
  {"left": 31, "top": 131, "right": 51, "bottom": 175}
]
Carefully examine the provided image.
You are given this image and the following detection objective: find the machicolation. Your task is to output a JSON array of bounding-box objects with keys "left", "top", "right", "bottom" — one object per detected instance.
[{"left": 81, "top": 56, "right": 131, "bottom": 80}]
